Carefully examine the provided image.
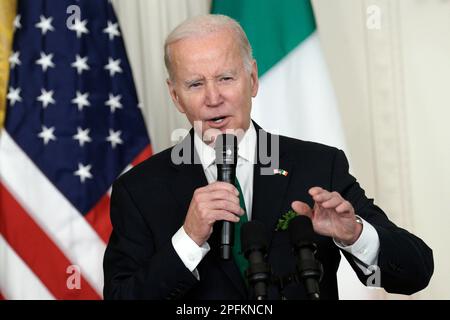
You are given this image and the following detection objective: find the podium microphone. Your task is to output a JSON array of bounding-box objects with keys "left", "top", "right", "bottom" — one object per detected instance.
[
  {"left": 241, "top": 220, "right": 271, "bottom": 300},
  {"left": 288, "top": 215, "right": 323, "bottom": 300},
  {"left": 215, "top": 134, "right": 238, "bottom": 260}
]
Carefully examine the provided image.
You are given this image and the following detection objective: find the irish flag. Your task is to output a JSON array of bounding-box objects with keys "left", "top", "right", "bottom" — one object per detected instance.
[{"left": 212, "top": 0, "right": 379, "bottom": 299}]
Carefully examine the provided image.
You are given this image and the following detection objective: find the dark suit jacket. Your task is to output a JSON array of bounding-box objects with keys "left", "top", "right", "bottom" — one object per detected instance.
[{"left": 103, "top": 123, "right": 433, "bottom": 300}]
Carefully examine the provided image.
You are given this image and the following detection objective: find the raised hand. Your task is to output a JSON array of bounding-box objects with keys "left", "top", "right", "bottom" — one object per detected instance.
[{"left": 291, "top": 187, "right": 362, "bottom": 245}]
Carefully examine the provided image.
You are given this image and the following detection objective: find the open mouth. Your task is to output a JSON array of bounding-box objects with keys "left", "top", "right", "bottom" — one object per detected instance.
[
  {"left": 206, "top": 116, "right": 230, "bottom": 129},
  {"left": 210, "top": 116, "right": 226, "bottom": 124}
]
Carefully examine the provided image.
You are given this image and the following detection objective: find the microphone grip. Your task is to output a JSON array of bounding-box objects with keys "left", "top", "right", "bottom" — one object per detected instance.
[
  {"left": 305, "top": 278, "right": 320, "bottom": 300},
  {"left": 219, "top": 221, "right": 233, "bottom": 260},
  {"left": 218, "top": 165, "right": 235, "bottom": 184},
  {"left": 217, "top": 164, "right": 236, "bottom": 260},
  {"left": 255, "top": 282, "right": 267, "bottom": 300}
]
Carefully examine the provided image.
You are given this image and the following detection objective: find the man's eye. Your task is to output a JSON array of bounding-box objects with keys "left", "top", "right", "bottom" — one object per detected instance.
[
  {"left": 189, "top": 82, "right": 202, "bottom": 88},
  {"left": 221, "top": 77, "right": 233, "bottom": 82}
]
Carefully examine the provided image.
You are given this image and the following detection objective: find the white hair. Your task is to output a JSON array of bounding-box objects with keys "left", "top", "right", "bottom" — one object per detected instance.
[{"left": 164, "top": 14, "right": 254, "bottom": 80}]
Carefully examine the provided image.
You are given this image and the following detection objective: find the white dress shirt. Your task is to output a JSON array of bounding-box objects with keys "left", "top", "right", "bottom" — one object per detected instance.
[{"left": 172, "top": 122, "right": 380, "bottom": 279}]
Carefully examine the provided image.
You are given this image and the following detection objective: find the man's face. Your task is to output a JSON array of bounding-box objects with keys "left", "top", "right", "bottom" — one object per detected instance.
[{"left": 167, "top": 29, "right": 259, "bottom": 141}]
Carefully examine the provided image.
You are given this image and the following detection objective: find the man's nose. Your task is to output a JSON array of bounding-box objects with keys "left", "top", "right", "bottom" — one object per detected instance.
[{"left": 204, "top": 81, "right": 222, "bottom": 107}]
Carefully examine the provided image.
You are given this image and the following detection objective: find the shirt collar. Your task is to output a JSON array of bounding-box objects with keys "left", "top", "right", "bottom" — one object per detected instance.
[{"left": 194, "top": 121, "right": 257, "bottom": 170}]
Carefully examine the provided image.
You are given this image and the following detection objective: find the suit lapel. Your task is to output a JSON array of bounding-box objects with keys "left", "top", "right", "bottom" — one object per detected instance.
[
  {"left": 170, "top": 129, "right": 247, "bottom": 298},
  {"left": 170, "top": 130, "right": 207, "bottom": 212},
  {"left": 251, "top": 123, "right": 293, "bottom": 245}
]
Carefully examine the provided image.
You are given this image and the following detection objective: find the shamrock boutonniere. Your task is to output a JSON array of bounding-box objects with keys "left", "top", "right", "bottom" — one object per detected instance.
[{"left": 275, "top": 209, "right": 298, "bottom": 231}]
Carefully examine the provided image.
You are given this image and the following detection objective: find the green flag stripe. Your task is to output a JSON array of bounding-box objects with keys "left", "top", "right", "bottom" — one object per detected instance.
[{"left": 211, "top": 0, "right": 317, "bottom": 77}]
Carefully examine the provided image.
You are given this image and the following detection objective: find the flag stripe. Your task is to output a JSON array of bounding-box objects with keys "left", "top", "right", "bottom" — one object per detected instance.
[
  {"left": 85, "top": 194, "right": 112, "bottom": 244},
  {"left": 0, "top": 183, "right": 100, "bottom": 299},
  {"left": 0, "top": 235, "right": 54, "bottom": 300},
  {"left": 0, "top": 130, "right": 105, "bottom": 295},
  {"left": 84, "top": 144, "right": 152, "bottom": 244},
  {"left": 131, "top": 144, "right": 153, "bottom": 167}
]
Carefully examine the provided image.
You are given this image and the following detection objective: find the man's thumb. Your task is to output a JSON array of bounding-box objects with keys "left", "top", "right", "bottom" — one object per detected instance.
[{"left": 291, "top": 201, "right": 313, "bottom": 218}]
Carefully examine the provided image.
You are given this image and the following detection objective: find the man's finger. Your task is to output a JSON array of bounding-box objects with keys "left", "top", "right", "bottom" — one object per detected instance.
[
  {"left": 336, "top": 201, "right": 353, "bottom": 214},
  {"left": 204, "top": 181, "right": 239, "bottom": 196},
  {"left": 207, "top": 200, "right": 244, "bottom": 216},
  {"left": 291, "top": 201, "right": 313, "bottom": 219},
  {"left": 309, "top": 187, "right": 325, "bottom": 196},
  {"left": 211, "top": 210, "right": 241, "bottom": 223},
  {"left": 204, "top": 190, "right": 240, "bottom": 205},
  {"left": 312, "top": 191, "right": 334, "bottom": 203},
  {"left": 321, "top": 196, "right": 342, "bottom": 209}
]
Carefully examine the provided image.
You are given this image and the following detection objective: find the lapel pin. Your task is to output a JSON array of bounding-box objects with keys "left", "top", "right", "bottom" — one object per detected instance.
[{"left": 273, "top": 168, "right": 288, "bottom": 176}]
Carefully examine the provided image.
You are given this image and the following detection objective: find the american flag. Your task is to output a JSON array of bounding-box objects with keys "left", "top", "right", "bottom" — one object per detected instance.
[{"left": 0, "top": 0, "right": 151, "bottom": 299}]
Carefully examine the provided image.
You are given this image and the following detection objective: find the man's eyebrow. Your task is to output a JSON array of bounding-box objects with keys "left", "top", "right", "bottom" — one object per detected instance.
[
  {"left": 184, "top": 77, "right": 203, "bottom": 86},
  {"left": 183, "top": 70, "right": 238, "bottom": 86},
  {"left": 217, "top": 70, "right": 237, "bottom": 77}
]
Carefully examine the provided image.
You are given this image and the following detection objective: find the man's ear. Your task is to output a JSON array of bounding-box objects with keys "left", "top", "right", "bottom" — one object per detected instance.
[
  {"left": 250, "top": 60, "right": 259, "bottom": 98},
  {"left": 167, "top": 78, "right": 185, "bottom": 114}
]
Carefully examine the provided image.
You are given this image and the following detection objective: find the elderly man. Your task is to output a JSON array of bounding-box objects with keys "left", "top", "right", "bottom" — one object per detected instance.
[{"left": 103, "top": 14, "right": 433, "bottom": 300}]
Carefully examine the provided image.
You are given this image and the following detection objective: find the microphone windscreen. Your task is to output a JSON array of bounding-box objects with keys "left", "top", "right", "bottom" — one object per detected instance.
[
  {"left": 214, "top": 134, "right": 237, "bottom": 165},
  {"left": 288, "top": 215, "right": 315, "bottom": 245},
  {"left": 241, "top": 220, "right": 268, "bottom": 257}
]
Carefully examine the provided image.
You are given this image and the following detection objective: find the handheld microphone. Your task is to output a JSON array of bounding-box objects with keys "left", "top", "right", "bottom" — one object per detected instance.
[
  {"left": 288, "top": 215, "right": 323, "bottom": 300},
  {"left": 214, "top": 134, "right": 238, "bottom": 260},
  {"left": 241, "top": 220, "right": 271, "bottom": 300}
]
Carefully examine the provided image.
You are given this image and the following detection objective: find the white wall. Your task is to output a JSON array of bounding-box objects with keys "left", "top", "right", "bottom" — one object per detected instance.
[{"left": 313, "top": 0, "right": 450, "bottom": 299}]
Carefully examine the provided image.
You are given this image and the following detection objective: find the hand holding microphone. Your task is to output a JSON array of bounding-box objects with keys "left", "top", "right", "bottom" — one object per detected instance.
[
  {"left": 183, "top": 181, "right": 244, "bottom": 246},
  {"left": 183, "top": 134, "right": 243, "bottom": 251}
]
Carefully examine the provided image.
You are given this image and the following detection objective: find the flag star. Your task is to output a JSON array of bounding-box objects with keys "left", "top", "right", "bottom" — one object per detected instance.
[
  {"left": 9, "top": 51, "right": 21, "bottom": 69},
  {"left": 13, "top": 15, "right": 21, "bottom": 29},
  {"left": 106, "top": 129, "right": 124, "bottom": 149},
  {"left": 73, "top": 127, "right": 92, "bottom": 147},
  {"left": 74, "top": 163, "right": 93, "bottom": 183},
  {"left": 69, "top": 19, "right": 89, "bottom": 38},
  {"left": 105, "top": 93, "right": 123, "bottom": 113},
  {"left": 104, "top": 57, "right": 122, "bottom": 76},
  {"left": 71, "top": 91, "right": 90, "bottom": 111},
  {"left": 71, "top": 54, "right": 90, "bottom": 75},
  {"left": 36, "top": 52, "right": 55, "bottom": 72},
  {"left": 38, "top": 125, "right": 56, "bottom": 145},
  {"left": 7, "top": 87, "right": 22, "bottom": 106},
  {"left": 37, "top": 88, "right": 56, "bottom": 108},
  {"left": 35, "top": 15, "right": 54, "bottom": 35},
  {"left": 103, "top": 21, "right": 121, "bottom": 40}
]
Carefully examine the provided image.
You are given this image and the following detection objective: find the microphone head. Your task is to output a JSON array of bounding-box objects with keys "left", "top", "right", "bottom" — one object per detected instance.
[
  {"left": 288, "top": 215, "right": 315, "bottom": 246},
  {"left": 214, "top": 134, "right": 238, "bottom": 165},
  {"left": 241, "top": 220, "right": 268, "bottom": 258}
]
